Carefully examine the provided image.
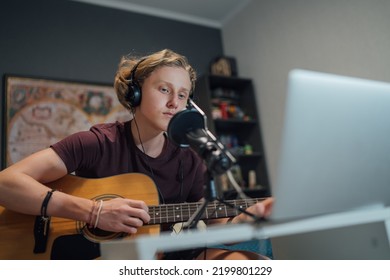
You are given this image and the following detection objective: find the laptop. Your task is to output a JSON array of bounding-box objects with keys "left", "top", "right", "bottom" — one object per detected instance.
[
  {"left": 270, "top": 69, "right": 390, "bottom": 259},
  {"left": 271, "top": 69, "right": 390, "bottom": 220}
]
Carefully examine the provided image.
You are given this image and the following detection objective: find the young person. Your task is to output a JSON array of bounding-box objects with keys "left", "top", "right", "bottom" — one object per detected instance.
[{"left": 0, "top": 49, "right": 273, "bottom": 260}]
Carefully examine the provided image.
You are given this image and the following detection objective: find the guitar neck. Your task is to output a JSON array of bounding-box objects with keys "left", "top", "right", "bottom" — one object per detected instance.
[{"left": 148, "top": 198, "right": 263, "bottom": 225}]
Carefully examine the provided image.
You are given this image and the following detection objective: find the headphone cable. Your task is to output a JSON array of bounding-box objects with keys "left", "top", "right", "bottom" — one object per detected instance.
[{"left": 132, "top": 113, "right": 166, "bottom": 205}]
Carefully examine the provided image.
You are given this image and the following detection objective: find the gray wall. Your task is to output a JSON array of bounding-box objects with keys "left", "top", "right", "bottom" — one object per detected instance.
[
  {"left": 222, "top": 0, "right": 390, "bottom": 259},
  {"left": 0, "top": 0, "right": 223, "bottom": 168},
  {"left": 222, "top": 0, "right": 390, "bottom": 187}
]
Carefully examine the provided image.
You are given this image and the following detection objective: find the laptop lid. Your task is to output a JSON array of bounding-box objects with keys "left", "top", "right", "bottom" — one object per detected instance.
[{"left": 271, "top": 69, "right": 390, "bottom": 221}]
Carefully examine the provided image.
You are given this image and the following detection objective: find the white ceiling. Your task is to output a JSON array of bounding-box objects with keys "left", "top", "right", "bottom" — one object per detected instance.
[{"left": 71, "top": 0, "right": 252, "bottom": 28}]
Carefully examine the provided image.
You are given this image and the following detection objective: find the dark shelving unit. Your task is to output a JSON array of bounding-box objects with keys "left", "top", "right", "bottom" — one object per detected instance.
[{"left": 194, "top": 75, "right": 271, "bottom": 197}]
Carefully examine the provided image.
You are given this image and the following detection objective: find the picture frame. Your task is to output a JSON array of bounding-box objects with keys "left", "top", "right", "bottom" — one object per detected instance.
[{"left": 2, "top": 75, "right": 130, "bottom": 167}]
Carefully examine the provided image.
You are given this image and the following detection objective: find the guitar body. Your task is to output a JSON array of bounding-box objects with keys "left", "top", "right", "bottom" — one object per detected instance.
[{"left": 0, "top": 173, "right": 160, "bottom": 260}]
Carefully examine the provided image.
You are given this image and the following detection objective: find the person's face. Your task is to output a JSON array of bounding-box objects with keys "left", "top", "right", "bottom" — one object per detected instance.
[{"left": 137, "top": 66, "right": 192, "bottom": 132}]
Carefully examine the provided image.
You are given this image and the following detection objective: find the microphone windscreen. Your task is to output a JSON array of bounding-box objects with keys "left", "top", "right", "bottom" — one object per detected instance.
[{"left": 167, "top": 109, "right": 205, "bottom": 147}]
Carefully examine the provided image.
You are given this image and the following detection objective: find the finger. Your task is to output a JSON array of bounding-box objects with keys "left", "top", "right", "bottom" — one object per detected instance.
[
  {"left": 242, "top": 203, "right": 266, "bottom": 222},
  {"left": 126, "top": 199, "right": 149, "bottom": 212},
  {"left": 262, "top": 197, "right": 274, "bottom": 217},
  {"left": 124, "top": 216, "right": 144, "bottom": 228},
  {"left": 126, "top": 207, "right": 151, "bottom": 224},
  {"left": 119, "top": 224, "right": 138, "bottom": 234}
]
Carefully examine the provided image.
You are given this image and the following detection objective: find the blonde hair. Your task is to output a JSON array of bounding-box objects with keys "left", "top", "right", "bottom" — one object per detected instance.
[{"left": 114, "top": 49, "right": 197, "bottom": 111}]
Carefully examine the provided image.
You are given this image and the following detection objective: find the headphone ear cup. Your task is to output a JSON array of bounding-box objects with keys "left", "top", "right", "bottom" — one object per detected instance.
[
  {"left": 125, "top": 58, "right": 146, "bottom": 108},
  {"left": 126, "top": 82, "right": 142, "bottom": 108}
]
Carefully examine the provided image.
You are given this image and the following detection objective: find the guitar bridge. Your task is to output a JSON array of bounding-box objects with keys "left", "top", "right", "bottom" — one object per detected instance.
[{"left": 33, "top": 215, "right": 51, "bottom": 253}]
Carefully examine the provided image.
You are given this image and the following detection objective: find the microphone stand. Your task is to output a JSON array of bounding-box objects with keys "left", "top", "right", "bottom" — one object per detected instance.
[
  {"left": 182, "top": 170, "right": 217, "bottom": 229},
  {"left": 183, "top": 169, "right": 259, "bottom": 230},
  {"left": 169, "top": 100, "right": 261, "bottom": 229}
]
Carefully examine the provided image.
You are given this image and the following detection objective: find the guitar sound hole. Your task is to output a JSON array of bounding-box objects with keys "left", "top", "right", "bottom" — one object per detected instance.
[{"left": 76, "top": 221, "right": 127, "bottom": 242}]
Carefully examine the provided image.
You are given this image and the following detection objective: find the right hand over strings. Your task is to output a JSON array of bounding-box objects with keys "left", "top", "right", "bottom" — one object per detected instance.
[{"left": 90, "top": 198, "right": 150, "bottom": 234}]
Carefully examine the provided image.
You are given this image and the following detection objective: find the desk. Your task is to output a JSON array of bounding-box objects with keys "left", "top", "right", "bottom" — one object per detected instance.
[{"left": 101, "top": 206, "right": 390, "bottom": 260}]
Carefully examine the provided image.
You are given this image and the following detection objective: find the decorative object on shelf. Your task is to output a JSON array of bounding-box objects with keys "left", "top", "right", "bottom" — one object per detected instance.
[
  {"left": 212, "top": 88, "right": 239, "bottom": 99},
  {"left": 244, "top": 144, "right": 253, "bottom": 155},
  {"left": 216, "top": 165, "right": 244, "bottom": 192},
  {"left": 210, "top": 56, "right": 238, "bottom": 77},
  {"left": 219, "top": 173, "right": 229, "bottom": 192},
  {"left": 248, "top": 170, "right": 257, "bottom": 189},
  {"left": 219, "top": 101, "right": 229, "bottom": 119}
]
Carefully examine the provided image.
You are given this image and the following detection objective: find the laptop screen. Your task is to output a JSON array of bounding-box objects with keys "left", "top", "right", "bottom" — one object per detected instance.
[{"left": 271, "top": 69, "right": 390, "bottom": 221}]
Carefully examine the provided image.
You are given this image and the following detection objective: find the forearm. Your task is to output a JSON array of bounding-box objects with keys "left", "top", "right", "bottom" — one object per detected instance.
[
  {"left": 48, "top": 190, "right": 93, "bottom": 223},
  {"left": 0, "top": 170, "right": 92, "bottom": 223},
  {"left": 0, "top": 170, "right": 51, "bottom": 215}
]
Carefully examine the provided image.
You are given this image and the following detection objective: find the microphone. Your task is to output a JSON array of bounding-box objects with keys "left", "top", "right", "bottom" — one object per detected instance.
[
  {"left": 167, "top": 100, "right": 236, "bottom": 175},
  {"left": 167, "top": 100, "right": 205, "bottom": 148}
]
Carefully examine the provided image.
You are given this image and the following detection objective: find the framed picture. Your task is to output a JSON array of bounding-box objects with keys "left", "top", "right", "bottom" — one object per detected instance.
[{"left": 2, "top": 75, "right": 130, "bottom": 167}]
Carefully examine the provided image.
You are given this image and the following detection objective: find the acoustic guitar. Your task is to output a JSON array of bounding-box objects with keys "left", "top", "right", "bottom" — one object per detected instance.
[{"left": 0, "top": 173, "right": 263, "bottom": 259}]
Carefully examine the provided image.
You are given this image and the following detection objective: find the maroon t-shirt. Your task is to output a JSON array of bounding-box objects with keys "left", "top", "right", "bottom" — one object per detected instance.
[{"left": 51, "top": 121, "right": 206, "bottom": 204}]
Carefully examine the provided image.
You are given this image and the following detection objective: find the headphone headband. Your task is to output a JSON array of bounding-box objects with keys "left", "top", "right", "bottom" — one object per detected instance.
[{"left": 130, "top": 58, "right": 146, "bottom": 85}]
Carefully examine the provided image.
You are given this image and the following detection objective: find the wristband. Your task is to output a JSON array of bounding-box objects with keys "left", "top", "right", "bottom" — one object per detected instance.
[{"left": 41, "top": 189, "right": 56, "bottom": 218}]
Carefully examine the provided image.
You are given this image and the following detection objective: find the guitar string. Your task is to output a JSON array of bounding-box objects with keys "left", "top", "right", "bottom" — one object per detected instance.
[
  {"left": 148, "top": 199, "right": 259, "bottom": 218},
  {"left": 148, "top": 198, "right": 260, "bottom": 224}
]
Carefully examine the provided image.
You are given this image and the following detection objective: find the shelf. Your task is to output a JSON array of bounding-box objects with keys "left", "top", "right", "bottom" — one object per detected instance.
[
  {"left": 214, "top": 119, "right": 257, "bottom": 130},
  {"left": 195, "top": 74, "right": 270, "bottom": 193},
  {"left": 236, "top": 152, "right": 263, "bottom": 159},
  {"left": 223, "top": 186, "right": 270, "bottom": 199},
  {"left": 208, "top": 75, "right": 252, "bottom": 89},
  {"left": 214, "top": 118, "right": 256, "bottom": 124},
  {"left": 228, "top": 152, "right": 263, "bottom": 160}
]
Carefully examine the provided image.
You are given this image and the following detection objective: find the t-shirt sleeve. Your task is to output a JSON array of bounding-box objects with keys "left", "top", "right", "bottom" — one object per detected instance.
[{"left": 50, "top": 130, "right": 102, "bottom": 173}]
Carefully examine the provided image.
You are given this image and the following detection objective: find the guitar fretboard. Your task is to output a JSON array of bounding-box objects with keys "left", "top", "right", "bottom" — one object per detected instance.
[{"left": 148, "top": 198, "right": 263, "bottom": 225}]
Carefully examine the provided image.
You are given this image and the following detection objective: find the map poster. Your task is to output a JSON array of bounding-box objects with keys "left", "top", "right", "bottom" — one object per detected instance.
[{"left": 3, "top": 75, "right": 131, "bottom": 167}]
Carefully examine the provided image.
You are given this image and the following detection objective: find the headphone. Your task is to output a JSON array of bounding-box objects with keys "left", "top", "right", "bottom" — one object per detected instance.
[{"left": 126, "top": 58, "right": 146, "bottom": 108}]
